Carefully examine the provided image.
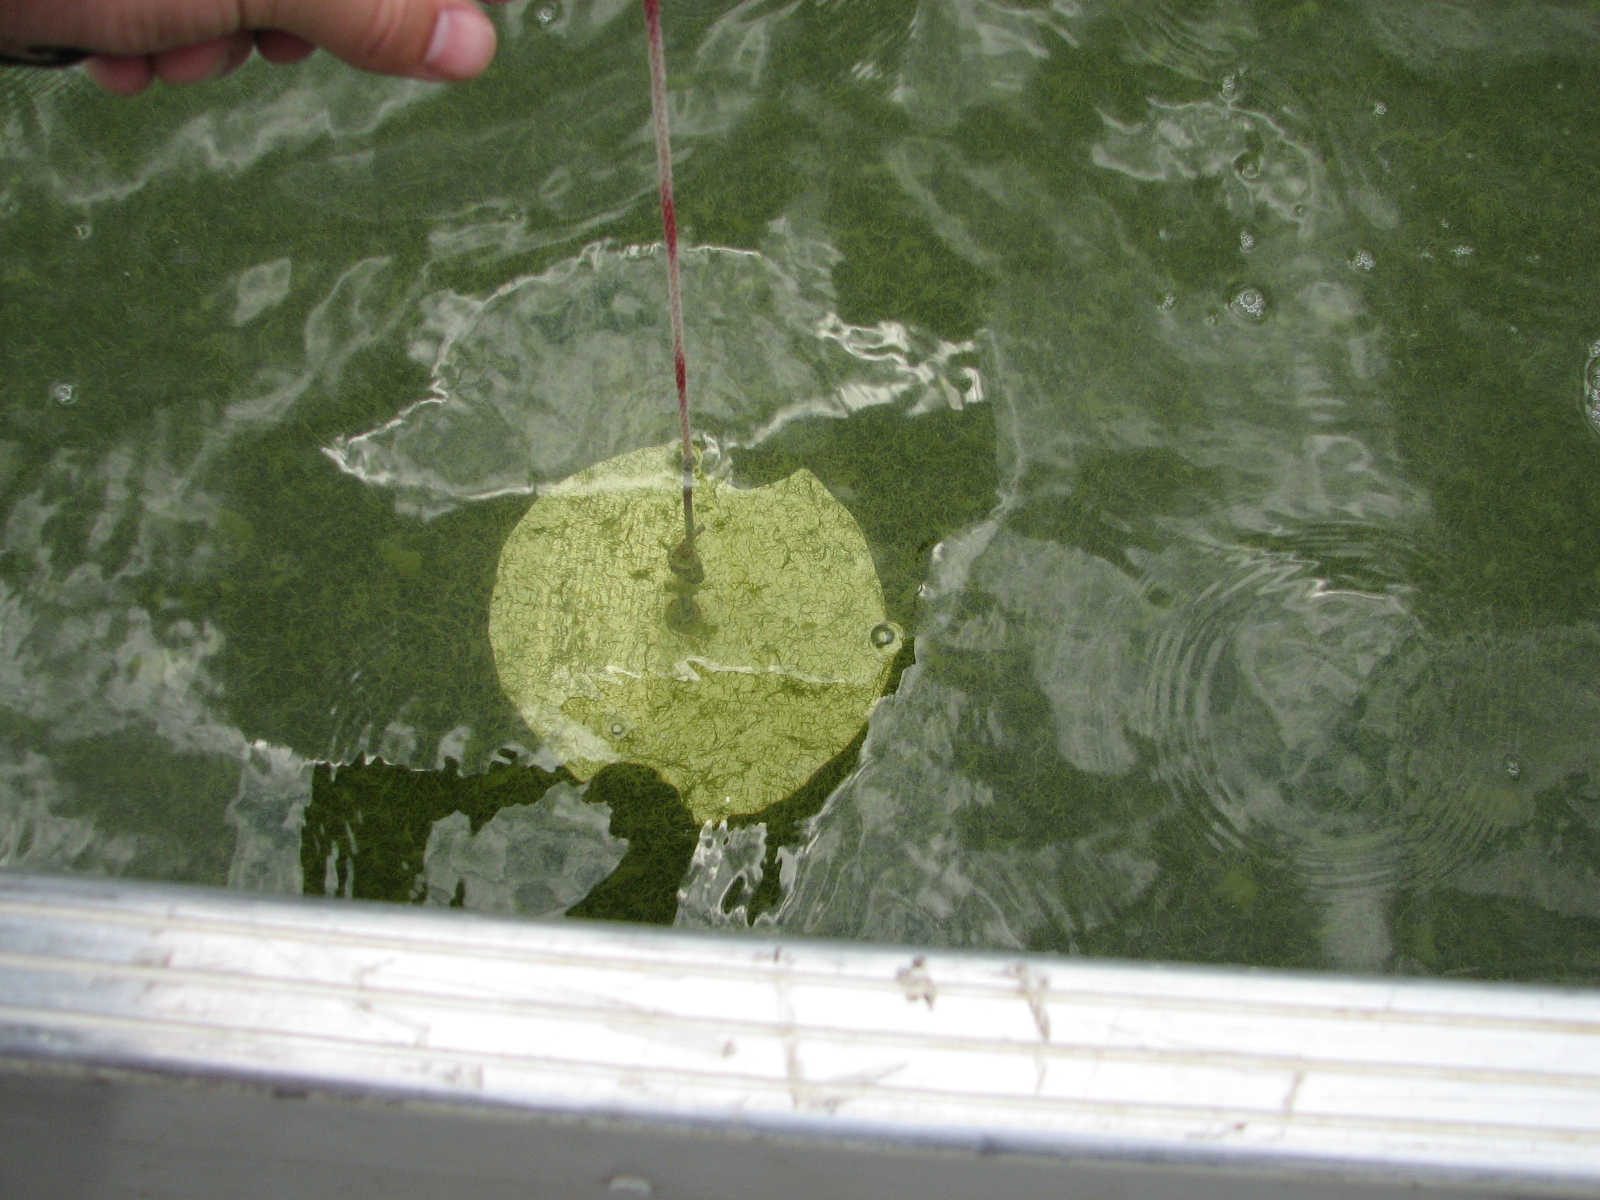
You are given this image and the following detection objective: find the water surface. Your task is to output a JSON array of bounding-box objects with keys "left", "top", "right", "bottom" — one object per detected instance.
[{"left": 3, "top": 0, "right": 1599, "bottom": 981}]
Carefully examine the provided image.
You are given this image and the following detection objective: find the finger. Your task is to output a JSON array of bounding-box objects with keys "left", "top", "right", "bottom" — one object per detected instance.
[
  {"left": 84, "top": 54, "right": 156, "bottom": 96},
  {"left": 2, "top": 0, "right": 244, "bottom": 56},
  {"left": 215, "top": 31, "right": 258, "bottom": 77},
  {"left": 254, "top": 30, "right": 315, "bottom": 65},
  {"left": 241, "top": 0, "right": 496, "bottom": 81},
  {"left": 151, "top": 32, "right": 254, "bottom": 85}
]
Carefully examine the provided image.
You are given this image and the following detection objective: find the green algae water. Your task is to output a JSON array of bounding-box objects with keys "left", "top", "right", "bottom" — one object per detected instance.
[{"left": 3, "top": 0, "right": 1600, "bottom": 981}]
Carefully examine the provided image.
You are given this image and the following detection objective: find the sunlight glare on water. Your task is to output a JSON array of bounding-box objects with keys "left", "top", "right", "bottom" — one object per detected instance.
[{"left": 2, "top": 0, "right": 1600, "bottom": 981}]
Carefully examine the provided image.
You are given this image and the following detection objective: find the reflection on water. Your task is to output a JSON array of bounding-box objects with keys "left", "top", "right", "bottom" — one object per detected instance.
[
  {"left": 328, "top": 238, "right": 978, "bottom": 516},
  {"left": 2, "top": 0, "right": 1600, "bottom": 979}
]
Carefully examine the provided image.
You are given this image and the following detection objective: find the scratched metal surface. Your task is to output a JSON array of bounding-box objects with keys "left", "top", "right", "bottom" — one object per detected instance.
[{"left": 1, "top": 873, "right": 1599, "bottom": 1193}]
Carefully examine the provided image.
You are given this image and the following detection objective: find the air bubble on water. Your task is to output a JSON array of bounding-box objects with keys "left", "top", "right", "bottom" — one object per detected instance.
[
  {"left": 1349, "top": 247, "right": 1376, "bottom": 272},
  {"left": 48, "top": 381, "right": 75, "bottom": 407},
  {"left": 536, "top": 3, "right": 560, "bottom": 24},
  {"left": 1230, "top": 285, "right": 1267, "bottom": 323},
  {"left": 1373, "top": 101, "right": 1387, "bottom": 115},
  {"left": 1293, "top": 204, "right": 1307, "bottom": 217},
  {"left": 1234, "top": 151, "right": 1262, "bottom": 180},
  {"left": 73, "top": 223, "right": 91, "bottom": 240},
  {"left": 1238, "top": 230, "right": 1256, "bottom": 251}
]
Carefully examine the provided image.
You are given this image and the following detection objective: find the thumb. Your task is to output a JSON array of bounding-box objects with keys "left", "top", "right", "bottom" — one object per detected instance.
[{"left": 240, "top": 0, "right": 498, "bottom": 81}]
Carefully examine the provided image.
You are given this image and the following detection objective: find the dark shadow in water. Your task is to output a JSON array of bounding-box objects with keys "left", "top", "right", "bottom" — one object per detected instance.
[
  {"left": 570, "top": 637, "right": 913, "bottom": 926},
  {"left": 728, "top": 634, "right": 916, "bottom": 923},
  {"left": 564, "top": 764, "right": 700, "bottom": 925},
  {"left": 300, "top": 639, "right": 915, "bottom": 927},
  {"left": 301, "top": 753, "right": 574, "bottom": 904}
]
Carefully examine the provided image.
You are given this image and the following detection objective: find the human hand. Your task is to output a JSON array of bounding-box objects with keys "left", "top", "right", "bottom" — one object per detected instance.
[{"left": 0, "top": 0, "right": 508, "bottom": 96}]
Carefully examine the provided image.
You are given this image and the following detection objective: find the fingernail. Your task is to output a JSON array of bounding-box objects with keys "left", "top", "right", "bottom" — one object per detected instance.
[{"left": 424, "top": 6, "right": 496, "bottom": 80}]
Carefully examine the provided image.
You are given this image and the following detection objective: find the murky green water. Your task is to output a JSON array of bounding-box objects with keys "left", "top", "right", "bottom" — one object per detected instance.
[{"left": 3, "top": 0, "right": 1600, "bottom": 982}]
